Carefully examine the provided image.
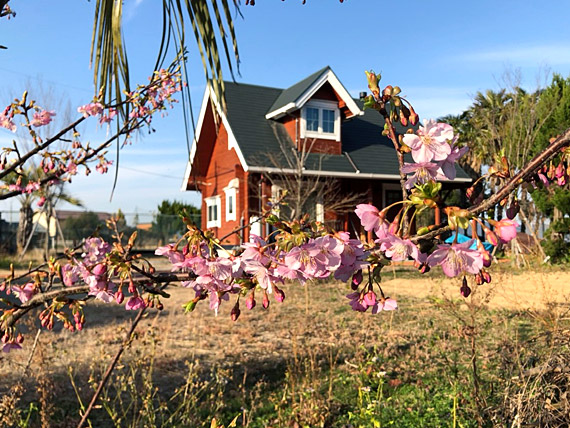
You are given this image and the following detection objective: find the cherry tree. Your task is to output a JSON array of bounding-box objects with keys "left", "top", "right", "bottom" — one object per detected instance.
[{"left": 1, "top": 1, "right": 570, "bottom": 426}]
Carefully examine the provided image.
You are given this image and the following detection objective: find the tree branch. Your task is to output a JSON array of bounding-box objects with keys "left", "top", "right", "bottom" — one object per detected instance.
[{"left": 413, "top": 127, "right": 570, "bottom": 243}]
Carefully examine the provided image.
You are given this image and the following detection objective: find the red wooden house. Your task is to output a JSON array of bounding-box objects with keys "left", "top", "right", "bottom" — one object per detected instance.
[{"left": 182, "top": 67, "right": 471, "bottom": 245}]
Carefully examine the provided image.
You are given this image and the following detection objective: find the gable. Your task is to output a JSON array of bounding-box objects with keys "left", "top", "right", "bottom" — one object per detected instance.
[{"left": 265, "top": 67, "right": 361, "bottom": 120}]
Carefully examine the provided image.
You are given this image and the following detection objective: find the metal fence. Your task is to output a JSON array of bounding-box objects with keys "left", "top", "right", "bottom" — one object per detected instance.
[{"left": 0, "top": 210, "right": 201, "bottom": 255}]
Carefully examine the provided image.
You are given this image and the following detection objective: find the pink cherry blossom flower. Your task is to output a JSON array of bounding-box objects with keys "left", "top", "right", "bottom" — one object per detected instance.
[
  {"left": 241, "top": 235, "right": 270, "bottom": 265},
  {"left": 30, "top": 110, "right": 56, "bottom": 127},
  {"left": 372, "top": 297, "right": 398, "bottom": 313},
  {"left": 77, "top": 102, "right": 104, "bottom": 118},
  {"left": 99, "top": 108, "right": 117, "bottom": 124},
  {"left": 125, "top": 296, "right": 146, "bottom": 310},
  {"left": 24, "top": 182, "right": 41, "bottom": 193},
  {"left": 402, "top": 119, "right": 453, "bottom": 163},
  {"left": 493, "top": 219, "right": 518, "bottom": 243},
  {"left": 155, "top": 244, "right": 185, "bottom": 265},
  {"left": 243, "top": 259, "right": 280, "bottom": 292},
  {"left": 12, "top": 282, "right": 36, "bottom": 303},
  {"left": 426, "top": 240, "right": 484, "bottom": 277},
  {"left": 311, "top": 235, "right": 344, "bottom": 272},
  {"left": 380, "top": 235, "right": 420, "bottom": 262},
  {"left": 355, "top": 204, "right": 381, "bottom": 232},
  {"left": 401, "top": 162, "right": 440, "bottom": 189},
  {"left": 346, "top": 291, "right": 367, "bottom": 312},
  {"left": 0, "top": 107, "right": 16, "bottom": 132},
  {"left": 438, "top": 146, "right": 469, "bottom": 180}
]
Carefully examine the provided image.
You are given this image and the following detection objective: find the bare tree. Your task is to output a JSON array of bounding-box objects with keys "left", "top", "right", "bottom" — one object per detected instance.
[
  {"left": 2, "top": 82, "right": 81, "bottom": 254},
  {"left": 257, "top": 122, "right": 366, "bottom": 224}
]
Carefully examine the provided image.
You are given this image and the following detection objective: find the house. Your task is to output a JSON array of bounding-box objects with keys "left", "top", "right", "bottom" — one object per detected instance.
[{"left": 181, "top": 67, "right": 471, "bottom": 245}]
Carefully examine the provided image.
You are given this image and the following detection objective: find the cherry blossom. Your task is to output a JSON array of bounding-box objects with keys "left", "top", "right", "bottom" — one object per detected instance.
[
  {"left": 380, "top": 234, "right": 420, "bottom": 262},
  {"left": 426, "top": 240, "right": 484, "bottom": 277},
  {"left": 401, "top": 162, "right": 440, "bottom": 189},
  {"left": 402, "top": 119, "right": 453, "bottom": 163},
  {"left": 30, "top": 110, "right": 56, "bottom": 127},
  {"left": 77, "top": 102, "right": 104, "bottom": 118},
  {"left": 355, "top": 203, "right": 381, "bottom": 232},
  {"left": 491, "top": 219, "right": 518, "bottom": 243}
]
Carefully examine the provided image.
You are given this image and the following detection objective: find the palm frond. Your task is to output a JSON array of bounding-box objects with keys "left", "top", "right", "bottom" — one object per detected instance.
[{"left": 91, "top": 0, "right": 240, "bottom": 114}]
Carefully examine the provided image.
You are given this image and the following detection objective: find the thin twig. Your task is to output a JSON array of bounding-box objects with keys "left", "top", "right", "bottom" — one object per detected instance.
[
  {"left": 76, "top": 306, "right": 147, "bottom": 428},
  {"left": 21, "top": 328, "right": 42, "bottom": 377}
]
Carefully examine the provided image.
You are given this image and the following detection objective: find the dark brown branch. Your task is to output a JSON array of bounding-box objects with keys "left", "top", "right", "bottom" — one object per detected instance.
[{"left": 0, "top": 116, "right": 86, "bottom": 182}]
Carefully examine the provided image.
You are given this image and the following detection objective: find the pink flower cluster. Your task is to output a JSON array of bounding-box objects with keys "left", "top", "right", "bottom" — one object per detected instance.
[
  {"left": 401, "top": 120, "right": 468, "bottom": 188},
  {"left": 156, "top": 232, "right": 369, "bottom": 318},
  {"left": 0, "top": 106, "right": 16, "bottom": 132},
  {"left": 30, "top": 110, "right": 56, "bottom": 127},
  {"left": 354, "top": 203, "right": 518, "bottom": 296}
]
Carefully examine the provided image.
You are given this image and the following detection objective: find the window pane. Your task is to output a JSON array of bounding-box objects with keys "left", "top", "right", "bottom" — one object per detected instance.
[
  {"left": 208, "top": 205, "right": 213, "bottom": 222},
  {"left": 322, "top": 109, "right": 335, "bottom": 133},
  {"left": 213, "top": 203, "right": 217, "bottom": 221},
  {"left": 228, "top": 195, "right": 233, "bottom": 214},
  {"left": 306, "top": 107, "right": 319, "bottom": 132}
]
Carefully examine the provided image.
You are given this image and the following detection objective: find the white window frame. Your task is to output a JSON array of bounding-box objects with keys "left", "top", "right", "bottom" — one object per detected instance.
[
  {"left": 300, "top": 100, "right": 340, "bottom": 141},
  {"left": 224, "top": 179, "right": 238, "bottom": 222},
  {"left": 205, "top": 195, "right": 221, "bottom": 228}
]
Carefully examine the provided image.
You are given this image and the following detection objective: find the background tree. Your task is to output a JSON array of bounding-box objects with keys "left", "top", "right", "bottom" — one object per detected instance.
[
  {"left": 151, "top": 199, "right": 200, "bottom": 244},
  {"left": 258, "top": 124, "right": 366, "bottom": 223},
  {"left": 442, "top": 71, "right": 560, "bottom": 258}
]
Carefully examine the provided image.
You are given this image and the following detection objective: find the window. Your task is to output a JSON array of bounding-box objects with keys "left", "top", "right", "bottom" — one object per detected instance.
[
  {"left": 301, "top": 100, "right": 340, "bottom": 140},
  {"left": 306, "top": 107, "right": 319, "bottom": 132},
  {"left": 205, "top": 196, "right": 221, "bottom": 228},
  {"left": 224, "top": 178, "right": 238, "bottom": 222},
  {"left": 322, "top": 109, "right": 335, "bottom": 133}
]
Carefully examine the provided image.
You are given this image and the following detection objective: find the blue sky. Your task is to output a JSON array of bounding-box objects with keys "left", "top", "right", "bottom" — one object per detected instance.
[{"left": 1, "top": 0, "right": 570, "bottom": 221}]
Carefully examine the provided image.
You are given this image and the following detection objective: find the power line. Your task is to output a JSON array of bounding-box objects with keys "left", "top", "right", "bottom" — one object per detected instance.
[{"left": 120, "top": 166, "right": 182, "bottom": 180}]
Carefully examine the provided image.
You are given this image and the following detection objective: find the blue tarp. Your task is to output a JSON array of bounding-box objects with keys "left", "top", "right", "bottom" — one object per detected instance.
[{"left": 444, "top": 233, "right": 494, "bottom": 252}]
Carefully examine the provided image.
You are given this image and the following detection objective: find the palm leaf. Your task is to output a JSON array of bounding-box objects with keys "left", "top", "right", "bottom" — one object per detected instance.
[{"left": 91, "top": 0, "right": 240, "bottom": 114}]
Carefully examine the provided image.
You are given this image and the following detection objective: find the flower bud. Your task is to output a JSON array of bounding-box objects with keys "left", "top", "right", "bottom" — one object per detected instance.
[
  {"left": 417, "top": 263, "right": 430, "bottom": 274},
  {"left": 363, "top": 290, "right": 377, "bottom": 307},
  {"left": 262, "top": 290, "right": 270, "bottom": 309},
  {"left": 482, "top": 270, "right": 491, "bottom": 284},
  {"left": 92, "top": 263, "right": 107, "bottom": 277},
  {"left": 351, "top": 270, "right": 363, "bottom": 289},
  {"left": 475, "top": 272, "right": 483, "bottom": 285},
  {"left": 409, "top": 106, "right": 419, "bottom": 126},
  {"left": 365, "top": 70, "right": 381, "bottom": 97},
  {"left": 399, "top": 109, "right": 408, "bottom": 126},
  {"left": 231, "top": 301, "right": 240, "bottom": 322},
  {"left": 460, "top": 277, "right": 471, "bottom": 298},
  {"left": 483, "top": 227, "right": 499, "bottom": 247},
  {"left": 245, "top": 292, "right": 256, "bottom": 310},
  {"left": 115, "top": 290, "right": 124, "bottom": 304},
  {"left": 273, "top": 285, "right": 285, "bottom": 303},
  {"left": 506, "top": 199, "right": 520, "bottom": 220}
]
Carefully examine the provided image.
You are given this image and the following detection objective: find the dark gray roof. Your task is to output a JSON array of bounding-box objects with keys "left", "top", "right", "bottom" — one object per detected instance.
[
  {"left": 222, "top": 80, "right": 470, "bottom": 181},
  {"left": 266, "top": 66, "right": 330, "bottom": 116}
]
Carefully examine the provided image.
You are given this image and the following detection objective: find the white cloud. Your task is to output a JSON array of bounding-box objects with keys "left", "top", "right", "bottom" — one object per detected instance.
[{"left": 454, "top": 44, "right": 570, "bottom": 66}]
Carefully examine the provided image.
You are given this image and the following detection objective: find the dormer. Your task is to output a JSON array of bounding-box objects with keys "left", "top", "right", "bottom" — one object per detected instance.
[{"left": 265, "top": 67, "right": 362, "bottom": 155}]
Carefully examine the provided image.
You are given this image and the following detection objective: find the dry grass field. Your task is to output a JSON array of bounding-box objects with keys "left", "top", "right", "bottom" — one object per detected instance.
[{"left": 1, "top": 261, "right": 569, "bottom": 427}]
